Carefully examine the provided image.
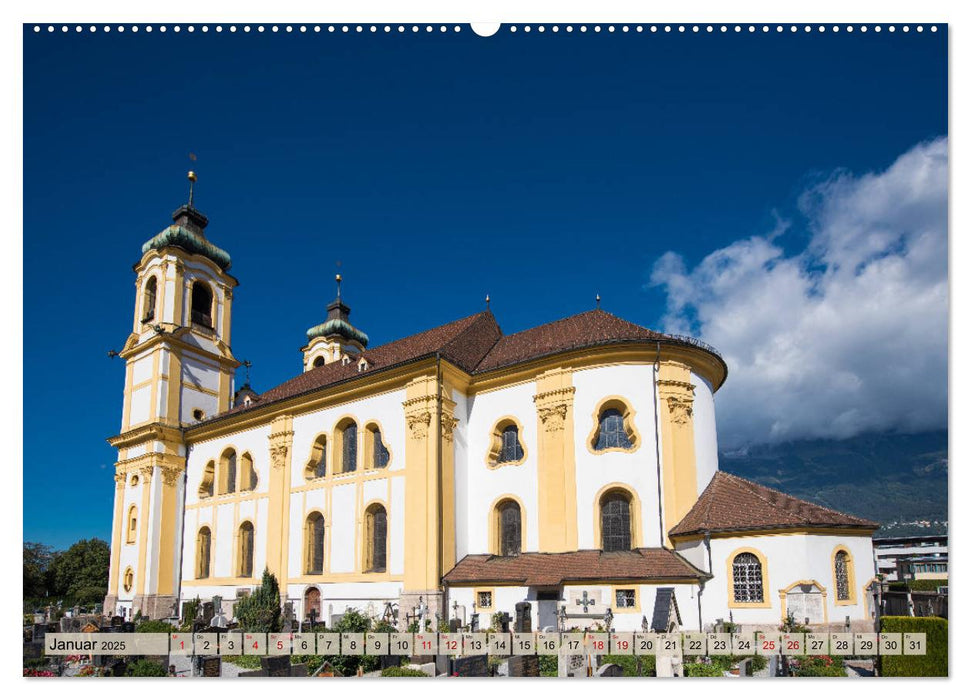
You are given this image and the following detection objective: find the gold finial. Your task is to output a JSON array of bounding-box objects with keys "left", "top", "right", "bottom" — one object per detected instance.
[
  {"left": 187, "top": 170, "right": 197, "bottom": 207},
  {"left": 336, "top": 273, "right": 343, "bottom": 300},
  {"left": 485, "top": 294, "right": 491, "bottom": 310},
  {"left": 595, "top": 293, "right": 601, "bottom": 309}
]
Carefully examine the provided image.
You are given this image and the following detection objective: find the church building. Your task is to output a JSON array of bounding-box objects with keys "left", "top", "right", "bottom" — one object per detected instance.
[{"left": 104, "top": 183, "right": 878, "bottom": 632}]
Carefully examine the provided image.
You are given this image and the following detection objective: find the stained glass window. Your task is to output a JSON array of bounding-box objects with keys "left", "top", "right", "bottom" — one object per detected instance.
[
  {"left": 498, "top": 425, "right": 524, "bottom": 463},
  {"left": 835, "top": 550, "right": 850, "bottom": 601},
  {"left": 499, "top": 501, "right": 522, "bottom": 556},
  {"left": 373, "top": 428, "right": 390, "bottom": 468},
  {"left": 595, "top": 408, "right": 633, "bottom": 451},
  {"left": 367, "top": 506, "right": 387, "bottom": 573},
  {"left": 306, "top": 513, "right": 325, "bottom": 575},
  {"left": 342, "top": 422, "right": 357, "bottom": 472}
]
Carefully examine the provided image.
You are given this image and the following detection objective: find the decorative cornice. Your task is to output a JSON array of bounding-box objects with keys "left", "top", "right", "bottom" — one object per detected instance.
[
  {"left": 107, "top": 422, "right": 184, "bottom": 450},
  {"left": 441, "top": 414, "right": 459, "bottom": 443},
  {"left": 533, "top": 385, "right": 575, "bottom": 433},
  {"left": 405, "top": 411, "right": 432, "bottom": 440}
]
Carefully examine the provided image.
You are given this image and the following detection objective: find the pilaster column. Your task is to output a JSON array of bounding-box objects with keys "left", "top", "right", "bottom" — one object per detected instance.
[
  {"left": 266, "top": 415, "right": 294, "bottom": 592},
  {"left": 106, "top": 471, "right": 128, "bottom": 600},
  {"left": 657, "top": 360, "right": 698, "bottom": 545},
  {"left": 533, "top": 368, "right": 577, "bottom": 552}
]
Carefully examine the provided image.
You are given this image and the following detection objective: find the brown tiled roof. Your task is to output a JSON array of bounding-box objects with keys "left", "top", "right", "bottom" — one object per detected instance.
[
  {"left": 474, "top": 309, "right": 668, "bottom": 373},
  {"left": 669, "top": 471, "right": 879, "bottom": 537},
  {"left": 204, "top": 307, "right": 722, "bottom": 424},
  {"left": 442, "top": 548, "right": 709, "bottom": 587}
]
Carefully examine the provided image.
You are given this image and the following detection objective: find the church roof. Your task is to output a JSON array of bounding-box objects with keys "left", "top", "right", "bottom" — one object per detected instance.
[
  {"left": 668, "top": 471, "right": 879, "bottom": 538},
  {"left": 205, "top": 307, "right": 724, "bottom": 422},
  {"left": 443, "top": 548, "right": 710, "bottom": 586}
]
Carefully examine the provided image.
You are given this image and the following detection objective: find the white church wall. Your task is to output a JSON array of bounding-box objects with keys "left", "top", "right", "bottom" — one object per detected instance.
[
  {"left": 128, "top": 386, "right": 152, "bottom": 426},
  {"left": 573, "top": 364, "right": 664, "bottom": 549},
  {"left": 673, "top": 538, "right": 709, "bottom": 572},
  {"left": 691, "top": 372, "right": 719, "bottom": 495},
  {"left": 703, "top": 534, "right": 876, "bottom": 627},
  {"left": 464, "top": 381, "right": 539, "bottom": 554},
  {"left": 184, "top": 423, "right": 272, "bottom": 507},
  {"left": 329, "top": 482, "right": 356, "bottom": 573},
  {"left": 213, "top": 502, "right": 235, "bottom": 578}
]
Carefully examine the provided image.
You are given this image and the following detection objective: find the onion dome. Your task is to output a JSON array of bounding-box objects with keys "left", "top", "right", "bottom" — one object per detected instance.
[{"left": 306, "top": 275, "right": 369, "bottom": 348}]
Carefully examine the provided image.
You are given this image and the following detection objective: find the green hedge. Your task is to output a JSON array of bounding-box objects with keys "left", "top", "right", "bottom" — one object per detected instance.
[
  {"left": 889, "top": 580, "right": 947, "bottom": 592},
  {"left": 381, "top": 666, "right": 428, "bottom": 677},
  {"left": 880, "top": 616, "right": 947, "bottom": 677},
  {"left": 601, "top": 654, "right": 656, "bottom": 676}
]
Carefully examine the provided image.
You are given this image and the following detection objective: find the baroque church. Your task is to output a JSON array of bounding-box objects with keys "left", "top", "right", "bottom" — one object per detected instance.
[{"left": 104, "top": 183, "right": 878, "bottom": 632}]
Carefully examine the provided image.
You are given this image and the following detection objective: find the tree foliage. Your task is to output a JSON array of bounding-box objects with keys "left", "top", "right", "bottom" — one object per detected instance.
[
  {"left": 46, "top": 539, "right": 110, "bottom": 604},
  {"left": 23, "top": 542, "right": 54, "bottom": 600},
  {"left": 234, "top": 568, "right": 282, "bottom": 633}
]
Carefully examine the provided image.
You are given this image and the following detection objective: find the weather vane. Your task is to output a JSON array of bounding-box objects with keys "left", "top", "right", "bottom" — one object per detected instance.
[
  {"left": 336, "top": 260, "right": 343, "bottom": 300},
  {"left": 242, "top": 359, "right": 252, "bottom": 385},
  {"left": 596, "top": 293, "right": 601, "bottom": 309},
  {"left": 187, "top": 153, "right": 198, "bottom": 207},
  {"left": 485, "top": 294, "right": 491, "bottom": 310}
]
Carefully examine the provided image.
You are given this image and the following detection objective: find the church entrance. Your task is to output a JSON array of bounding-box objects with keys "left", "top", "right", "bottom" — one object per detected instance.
[
  {"left": 536, "top": 589, "right": 560, "bottom": 631},
  {"left": 784, "top": 582, "right": 825, "bottom": 625}
]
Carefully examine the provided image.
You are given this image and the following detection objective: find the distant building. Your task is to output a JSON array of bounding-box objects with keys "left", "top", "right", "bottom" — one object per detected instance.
[{"left": 872, "top": 535, "right": 948, "bottom": 582}]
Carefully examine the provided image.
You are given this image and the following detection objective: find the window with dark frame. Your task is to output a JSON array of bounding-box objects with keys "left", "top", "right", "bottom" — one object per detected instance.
[
  {"left": 367, "top": 506, "right": 387, "bottom": 572},
  {"left": 600, "top": 492, "right": 632, "bottom": 551},
  {"left": 342, "top": 422, "right": 358, "bottom": 472},
  {"left": 615, "top": 589, "right": 636, "bottom": 608},
  {"left": 732, "top": 552, "right": 764, "bottom": 603},
  {"left": 834, "top": 550, "right": 850, "bottom": 601},
  {"left": 190, "top": 281, "right": 213, "bottom": 328},
  {"left": 142, "top": 277, "right": 157, "bottom": 323},
  {"left": 477, "top": 591, "right": 492, "bottom": 608},
  {"left": 373, "top": 427, "right": 390, "bottom": 468},
  {"left": 498, "top": 424, "right": 524, "bottom": 463},
  {"left": 306, "top": 513, "right": 325, "bottom": 575}
]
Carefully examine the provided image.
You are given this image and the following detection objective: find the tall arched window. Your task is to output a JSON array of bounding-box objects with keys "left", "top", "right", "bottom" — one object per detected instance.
[
  {"left": 365, "top": 423, "right": 390, "bottom": 469},
  {"left": 126, "top": 505, "right": 138, "bottom": 544},
  {"left": 305, "top": 512, "right": 325, "bottom": 575},
  {"left": 732, "top": 552, "right": 764, "bottom": 603},
  {"left": 190, "top": 281, "right": 213, "bottom": 328},
  {"left": 239, "top": 452, "right": 257, "bottom": 491},
  {"left": 220, "top": 449, "right": 237, "bottom": 494},
  {"left": 591, "top": 399, "right": 637, "bottom": 452},
  {"left": 142, "top": 276, "right": 158, "bottom": 323},
  {"left": 365, "top": 504, "right": 388, "bottom": 573},
  {"left": 834, "top": 550, "right": 851, "bottom": 601},
  {"left": 199, "top": 460, "right": 215, "bottom": 498},
  {"left": 496, "top": 500, "right": 522, "bottom": 556},
  {"left": 487, "top": 418, "right": 526, "bottom": 467},
  {"left": 600, "top": 490, "right": 632, "bottom": 551},
  {"left": 237, "top": 521, "right": 254, "bottom": 578},
  {"left": 336, "top": 419, "right": 358, "bottom": 473},
  {"left": 196, "top": 527, "right": 212, "bottom": 579}
]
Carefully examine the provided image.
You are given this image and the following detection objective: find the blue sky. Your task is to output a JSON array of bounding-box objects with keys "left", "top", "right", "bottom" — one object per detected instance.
[{"left": 23, "top": 25, "right": 946, "bottom": 548}]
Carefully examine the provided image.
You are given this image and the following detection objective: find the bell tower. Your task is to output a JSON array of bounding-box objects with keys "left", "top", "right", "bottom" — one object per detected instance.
[
  {"left": 104, "top": 172, "right": 240, "bottom": 618},
  {"left": 301, "top": 274, "right": 370, "bottom": 371}
]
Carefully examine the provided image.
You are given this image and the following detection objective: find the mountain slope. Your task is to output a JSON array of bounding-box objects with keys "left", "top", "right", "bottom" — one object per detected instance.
[{"left": 719, "top": 430, "right": 947, "bottom": 536}]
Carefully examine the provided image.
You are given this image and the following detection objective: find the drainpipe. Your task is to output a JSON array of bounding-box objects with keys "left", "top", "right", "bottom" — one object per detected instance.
[{"left": 652, "top": 342, "right": 665, "bottom": 545}]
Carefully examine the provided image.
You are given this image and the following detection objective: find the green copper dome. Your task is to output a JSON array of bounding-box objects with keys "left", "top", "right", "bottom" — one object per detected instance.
[
  {"left": 141, "top": 205, "right": 231, "bottom": 271},
  {"left": 142, "top": 225, "right": 232, "bottom": 271},
  {"left": 306, "top": 317, "right": 370, "bottom": 347}
]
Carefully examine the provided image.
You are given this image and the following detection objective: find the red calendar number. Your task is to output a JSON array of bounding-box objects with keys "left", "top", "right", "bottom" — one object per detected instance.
[{"left": 762, "top": 640, "right": 776, "bottom": 651}]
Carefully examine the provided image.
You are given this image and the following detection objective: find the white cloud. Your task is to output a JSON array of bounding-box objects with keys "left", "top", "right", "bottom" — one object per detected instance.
[{"left": 650, "top": 138, "right": 948, "bottom": 449}]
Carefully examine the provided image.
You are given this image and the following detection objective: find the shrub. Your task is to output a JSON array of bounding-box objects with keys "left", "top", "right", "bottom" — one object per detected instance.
[
  {"left": 747, "top": 655, "right": 768, "bottom": 673},
  {"left": 539, "top": 655, "right": 558, "bottom": 677},
  {"left": 789, "top": 655, "right": 846, "bottom": 677},
  {"left": 234, "top": 569, "right": 282, "bottom": 633},
  {"left": 126, "top": 659, "right": 167, "bottom": 677},
  {"left": 316, "top": 608, "right": 380, "bottom": 677},
  {"left": 223, "top": 655, "right": 262, "bottom": 669},
  {"left": 135, "top": 619, "right": 175, "bottom": 633},
  {"left": 381, "top": 666, "right": 428, "bottom": 677},
  {"left": 880, "top": 616, "right": 947, "bottom": 677},
  {"left": 684, "top": 661, "right": 723, "bottom": 677}
]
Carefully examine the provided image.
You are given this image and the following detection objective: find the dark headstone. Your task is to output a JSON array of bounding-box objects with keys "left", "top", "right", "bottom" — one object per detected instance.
[
  {"left": 201, "top": 602, "right": 214, "bottom": 622},
  {"left": 290, "top": 664, "right": 308, "bottom": 677},
  {"left": 261, "top": 655, "right": 291, "bottom": 677},
  {"left": 650, "top": 588, "right": 682, "bottom": 633},
  {"left": 449, "top": 618, "right": 460, "bottom": 633},
  {"left": 237, "top": 670, "right": 267, "bottom": 678},
  {"left": 499, "top": 613, "right": 511, "bottom": 633},
  {"left": 202, "top": 656, "right": 221, "bottom": 677},
  {"left": 452, "top": 655, "right": 490, "bottom": 677},
  {"left": 111, "top": 616, "right": 124, "bottom": 627},
  {"left": 32, "top": 623, "right": 47, "bottom": 641},
  {"left": 121, "top": 621, "right": 135, "bottom": 633},
  {"left": 507, "top": 655, "right": 540, "bottom": 677},
  {"left": 514, "top": 602, "right": 532, "bottom": 633},
  {"left": 282, "top": 602, "right": 294, "bottom": 633},
  {"left": 596, "top": 663, "right": 624, "bottom": 677},
  {"left": 24, "top": 642, "right": 43, "bottom": 660}
]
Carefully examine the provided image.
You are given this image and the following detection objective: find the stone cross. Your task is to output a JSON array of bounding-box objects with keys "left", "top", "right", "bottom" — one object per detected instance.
[{"left": 576, "top": 591, "right": 595, "bottom": 613}]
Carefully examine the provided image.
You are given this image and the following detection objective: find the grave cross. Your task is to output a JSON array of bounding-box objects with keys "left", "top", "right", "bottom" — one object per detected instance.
[{"left": 576, "top": 590, "right": 595, "bottom": 613}]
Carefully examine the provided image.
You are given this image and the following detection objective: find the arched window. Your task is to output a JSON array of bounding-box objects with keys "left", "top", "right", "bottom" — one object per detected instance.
[
  {"left": 237, "top": 521, "right": 254, "bottom": 578},
  {"left": 313, "top": 356, "right": 326, "bottom": 368},
  {"left": 239, "top": 452, "right": 257, "bottom": 491},
  {"left": 196, "top": 527, "right": 212, "bottom": 579},
  {"left": 126, "top": 506, "right": 138, "bottom": 544},
  {"left": 123, "top": 567, "right": 134, "bottom": 593},
  {"left": 190, "top": 281, "right": 213, "bottom": 328},
  {"left": 591, "top": 399, "right": 637, "bottom": 452},
  {"left": 336, "top": 419, "right": 358, "bottom": 473},
  {"left": 142, "top": 276, "right": 158, "bottom": 323},
  {"left": 365, "top": 504, "right": 388, "bottom": 573},
  {"left": 305, "top": 435, "right": 327, "bottom": 480},
  {"left": 487, "top": 419, "right": 525, "bottom": 467},
  {"left": 365, "top": 423, "right": 390, "bottom": 469},
  {"left": 732, "top": 552, "right": 764, "bottom": 603},
  {"left": 305, "top": 513, "right": 325, "bottom": 575},
  {"left": 835, "top": 550, "right": 851, "bottom": 601},
  {"left": 198, "top": 460, "right": 215, "bottom": 498},
  {"left": 600, "top": 490, "right": 632, "bottom": 551},
  {"left": 304, "top": 587, "right": 321, "bottom": 622},
  {"left": 496, "top": 500, "right": 522, "bottom": 556},
  {"left": 219, "top": 449, "right": 237, "bottom": 494}
]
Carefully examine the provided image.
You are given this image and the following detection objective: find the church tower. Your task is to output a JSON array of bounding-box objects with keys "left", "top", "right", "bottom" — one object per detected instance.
[
  {"left": 104, "top": 172, "right": 240, "bottom": 618},
  {"left": 301, "top": 274, "right": 369, "bottom": 371}
]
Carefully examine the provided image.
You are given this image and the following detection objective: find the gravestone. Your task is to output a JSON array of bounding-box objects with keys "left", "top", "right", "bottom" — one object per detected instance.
[
  {"left": 261, "top": 655, "right": 291, "bottom": 677},
  {"left": 282, "top": 602, "right": 295, "bottom": 633},
  {"left": 291, "top": 664, "right": 308, "bottom": 677},
  {"left": 507, "top": 655, "right": 540, "bottom": 677},
  {"left": 201, "top": 602, "right": 214, "bottom": 622},
  {"left": 514, "top": 602, "right": 532, "bottom": 633},
  {"left": 121, "top": 621, "right": 135, "bottom": 633},
  {"left": 498, "top": 612, "right": 511, "bottom": 633},
  {"left": 470, "top": 613, "right": 480, "bottom": 632},
  {"left": 452, "top": 655, "right": 490, "bottom": 677},
  {"left": 32, "top": 623, "right": 48, "bottom": 642},
  {"left": 23, "top": 642, "right": 43, "bottom": 660},
  {"left": 449, "top": 618, "right": 461, "bottom": 633},
  {"left": 202, "top": 656, "right": 221, "bottom": 677},
  {"left": 596, "top": 663, "right": 624, "bottom": 677}
]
